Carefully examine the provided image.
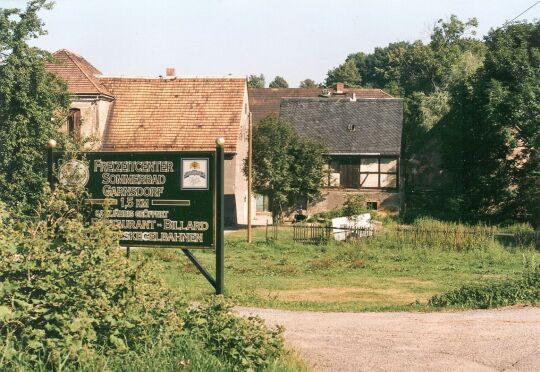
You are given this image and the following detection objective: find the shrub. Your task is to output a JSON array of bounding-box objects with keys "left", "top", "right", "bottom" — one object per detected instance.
[
  {"left": 342, "top": 194, "right": 367, "bottom": 217},
  {"left": 183, "top": 296, "right": 284, "bottom": 371},
  {"left": 0, "top": 189, "right": 183, "bottom": 368},
  {"left": 428, "top": 268, "right": 540, "bottom": 309}
]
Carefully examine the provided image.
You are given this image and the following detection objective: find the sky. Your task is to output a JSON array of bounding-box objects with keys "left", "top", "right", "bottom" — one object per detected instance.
[{"left": 4, "top": 0, "right": 540, "bottom": 86}]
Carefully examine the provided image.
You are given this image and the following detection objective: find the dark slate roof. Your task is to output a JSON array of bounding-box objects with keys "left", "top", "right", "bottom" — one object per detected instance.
[
  {"left": 248, "top": 87, "right": 391, "bottom": 124},
  {"left": 280, "top": 98, "right": 403, "bottom": 155}
]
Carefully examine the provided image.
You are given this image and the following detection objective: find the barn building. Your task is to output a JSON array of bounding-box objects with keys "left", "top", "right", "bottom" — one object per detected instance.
[{"left": 280, "top": 97, "right": 403, "bottom": 214}]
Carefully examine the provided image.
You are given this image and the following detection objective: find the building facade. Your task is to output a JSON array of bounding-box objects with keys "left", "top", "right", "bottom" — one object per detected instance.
[
  {"left": 47, "top": 49, "right": 252, "bottom": 225},
  {"left": 280, "top": 97, "right": 404, "bottom": 214}
]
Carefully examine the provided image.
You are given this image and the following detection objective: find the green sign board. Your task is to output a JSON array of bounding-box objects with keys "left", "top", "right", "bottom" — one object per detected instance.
[{"left": 53, "top": 152, "right": 215, "bottom": 248}]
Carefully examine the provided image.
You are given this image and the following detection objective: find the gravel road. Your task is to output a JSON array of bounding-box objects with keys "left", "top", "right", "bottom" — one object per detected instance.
[{"left": 238, "top": 306, "right": 540, "bottom": 372}]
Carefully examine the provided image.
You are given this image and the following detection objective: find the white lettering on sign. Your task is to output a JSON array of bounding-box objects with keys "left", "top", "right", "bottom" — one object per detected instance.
[
  {"left": 102, "top": 173, "right": 166, "bottom": 185},
  {"left": 102, "top": 185, "right": 165, "bottom": 198},
  {"left": 94, "top": 160, "right": 174, "bottom": 173}
]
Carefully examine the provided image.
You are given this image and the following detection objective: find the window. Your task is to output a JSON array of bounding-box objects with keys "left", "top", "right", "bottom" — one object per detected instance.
[
  {"left": 327, "top": 156, "right": 399, "bottom": 190},
  {"left": 256, "top": 194, "right": 270, "bottom": 212},
  {"left": 366, "top": 201, "right": 378, "bottom": 210},
  {"left": 67, "top": 108, "right": 81, "bottom": 141}
]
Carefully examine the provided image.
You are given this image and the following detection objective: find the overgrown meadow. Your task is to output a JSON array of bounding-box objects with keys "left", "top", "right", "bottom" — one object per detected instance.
[{"left": 147, "top": 218, "right": 539, "bottom": 312}]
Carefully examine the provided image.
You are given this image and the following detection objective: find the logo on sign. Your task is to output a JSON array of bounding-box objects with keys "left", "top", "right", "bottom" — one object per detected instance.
[
  {"left": 58, "top": 159, "right": 90, "bottom": 187},
  {"left": 181, "top": 158, "right": 208, "bottom": 189}
]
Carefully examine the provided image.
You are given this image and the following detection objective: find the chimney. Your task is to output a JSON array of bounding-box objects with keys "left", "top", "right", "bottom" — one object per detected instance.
[
  {"left": 336, "top": 82, "right": 344, "bottom": 94},
  {"left": 166, "top": 67, "right": 176, "bottom": 77}
]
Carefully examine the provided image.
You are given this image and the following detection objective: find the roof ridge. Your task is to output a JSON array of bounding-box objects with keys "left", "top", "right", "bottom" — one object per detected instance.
[
  {"left": 62, "top": 50, "right": 110, "bottom": 96},
  {"left": 100, "top": 75, "right": 246, "bottom": 80}
]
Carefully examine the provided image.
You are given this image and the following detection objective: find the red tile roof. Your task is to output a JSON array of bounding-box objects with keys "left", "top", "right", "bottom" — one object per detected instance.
[
  {"left": 100, "top": 77, "right": 246, "bottom": 153},
  {"left": 46, "top": 49, "right": 112, "bottom": 96},
  {"left": 248, "top": 87, "right": 392, "bottom": 124}
]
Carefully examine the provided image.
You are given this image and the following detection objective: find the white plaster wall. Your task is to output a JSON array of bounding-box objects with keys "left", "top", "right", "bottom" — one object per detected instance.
[
  {"left": 68, "top": 97, "right": 112, "bottom": 150},
  {"left": 96, "top": 100, "right": 112, "bottom": 143},
  {"left": 232, "top": 84, "right": 251, "bottom": 225}
]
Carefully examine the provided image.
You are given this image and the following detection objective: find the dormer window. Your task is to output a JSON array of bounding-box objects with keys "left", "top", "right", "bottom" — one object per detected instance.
[{"left": 67, "top": 108, "right": 81, "bottom": 141}]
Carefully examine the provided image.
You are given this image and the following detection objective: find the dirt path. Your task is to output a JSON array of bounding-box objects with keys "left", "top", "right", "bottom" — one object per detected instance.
[{"left": 238, "top": 306, "right": 540, "bottom": 372}]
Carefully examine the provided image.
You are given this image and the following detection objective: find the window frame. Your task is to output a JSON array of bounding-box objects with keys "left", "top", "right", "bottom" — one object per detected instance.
[{"left": 67, "top": 108, "right": 81, "bottom": 141}]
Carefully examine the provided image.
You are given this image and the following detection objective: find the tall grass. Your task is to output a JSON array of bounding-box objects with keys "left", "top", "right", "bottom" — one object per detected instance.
[{"left": 379, "top": 217, "right": 536, "bottom": 252}]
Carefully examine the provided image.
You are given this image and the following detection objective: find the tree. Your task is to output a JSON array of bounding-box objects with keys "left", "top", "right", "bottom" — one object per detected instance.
[
  {"left": 299, "top": 79, "right": 317, "bottom": 88},
  {"left": 325, "top": 58, "right": 361, "bottom": 88},
  {"left": 247, "top": 74, "right": 265, "bottom": 88},
  {"left": 269, "top": 76, "right": 289, "bottom": 88},
  {"left": 248, "top": 115, "right": 327, "bottom": 221},
  {"left": 0, "top": 0, "right": 70, "bottom": 212},
  {"left": 459, "top": 21, "right": 539, "bottom": 227}
]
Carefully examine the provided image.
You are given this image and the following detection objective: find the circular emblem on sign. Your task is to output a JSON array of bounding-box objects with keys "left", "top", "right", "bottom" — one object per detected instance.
[{"left": 58, "top": 159, "right": 89, "bottom": 188}]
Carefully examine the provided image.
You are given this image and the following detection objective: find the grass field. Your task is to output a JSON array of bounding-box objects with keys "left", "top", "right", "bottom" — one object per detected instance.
[{"left": 131, "top": 224, "right": 539, "bottom": 312}]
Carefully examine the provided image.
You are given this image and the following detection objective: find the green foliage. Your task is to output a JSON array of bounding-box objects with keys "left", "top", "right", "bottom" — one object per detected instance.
[
  {"left": 247, "top": 74, "right": 265, "bottom": 88},
  {"left": 0, "top": 188, "right": 183, "bottom": 368},
  {"left": 268, "top": 76, "right": 289, "bottom": 88},
  {"left": 325, "top": 58, "right": 360, "bottom": 88},
  {"left": 184, "top": 297, "right": 284, "bottom": 371},
  {"left": 299, "top": 79, "right": 317, "bottom": 88},
  {"left": 342, "top": 194, "right": 367, "bottom": 217},
  {"left": 151, "top": 219, "right": 539, "bottom": 312},
  {"left": 248, "top": 115, "right": 327, "bottom": 220},
  {"left": 0, "top": 1, "right": 70, "bottom": 213},
  {"left": 441, "top": 21, "right": 540, "bottom": 226},
  {"left": 429, "top": 268, "right": 540, "bottom": 309}
]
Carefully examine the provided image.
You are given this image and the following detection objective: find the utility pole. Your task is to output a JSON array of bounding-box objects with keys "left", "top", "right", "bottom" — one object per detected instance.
[{"left": 247, "top": 112, "right": 253, "bottom": 243}]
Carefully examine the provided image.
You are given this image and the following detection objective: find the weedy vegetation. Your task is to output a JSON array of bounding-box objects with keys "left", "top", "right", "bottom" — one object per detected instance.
[
  {"left": 149, "top": 219, "right": 539, "bottom": 312},
  {"left": 429, "top": 267, "right": 540, "bottom": 309},
  {"left": 0, "top": 189, "right": 293, "bottom": 371}
]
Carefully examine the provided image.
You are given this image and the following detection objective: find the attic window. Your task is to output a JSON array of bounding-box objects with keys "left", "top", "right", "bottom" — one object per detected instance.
[
  {"left": 347, "top": 124, "right": 356, "bottom": 131},
  {"left": 67, "top": 108, "right": 81, "bottom": 141}
]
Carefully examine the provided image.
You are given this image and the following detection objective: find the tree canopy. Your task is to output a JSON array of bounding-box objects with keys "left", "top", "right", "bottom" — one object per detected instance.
[
  {"left": 0, "top": 0, "right": 70, "bottom": 212},
  {"left": 299, "top": 79, "right": 318, "bottom": 88},
  {"left": 268, "top": 76, "right": 289, "bottom": 88},
  {"left": 325, "top": 58, "right": 361, "bottom": 88},
  {"left": 326, "top": 15, "right": 539, "bottom": 229},
  {"left": 248, "top": 115, "right": 327, "bottom": 221},
  {"left": 247, "top": 74, "right": 265, "bottom": 88}
]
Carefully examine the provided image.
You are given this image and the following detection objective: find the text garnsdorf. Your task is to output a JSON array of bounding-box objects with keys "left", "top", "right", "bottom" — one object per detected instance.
[
  {"left": 102, "top": 185, "right": 165, "bottom": 197},
  {"left": 94, "top": 160, "right": 173, "bottom": 173}
]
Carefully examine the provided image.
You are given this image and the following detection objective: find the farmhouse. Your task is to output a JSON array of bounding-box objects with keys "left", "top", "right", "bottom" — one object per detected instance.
[
  {"left": 46, "top": 49, "right": 251, "bottom": 225},
  {"left": 280, "top": 97, "right": 403, "bottom": 213}
]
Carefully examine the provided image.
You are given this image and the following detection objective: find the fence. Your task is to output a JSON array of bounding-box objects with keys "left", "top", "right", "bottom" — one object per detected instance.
[
  {"left": 262, "top": 222, "right": 538, "bottom": 250},
  {"left": 265, "top": 222, "right": 374, "bottom": 244}
]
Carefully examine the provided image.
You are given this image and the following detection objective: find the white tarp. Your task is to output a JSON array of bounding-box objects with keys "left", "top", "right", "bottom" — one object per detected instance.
[{"left": 332, "top": 213, "right": 372, "bottom": 241}]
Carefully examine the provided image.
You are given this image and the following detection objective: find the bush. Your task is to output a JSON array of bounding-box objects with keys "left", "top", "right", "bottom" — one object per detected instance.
[
  {"left": 0, "top": 189, "right": 183, "bottom": 368},
  {"left": 184, "top": 297, "right": 284, "bottom": 371},
  {"left": 0, "top": 188, "right": 290, "bottom": 370},
  {"left": 428, "top": 268, "right": 540, "bottom": 309},
  {"left": 342, "top": 194, "right": 367, "bottom": 217}
]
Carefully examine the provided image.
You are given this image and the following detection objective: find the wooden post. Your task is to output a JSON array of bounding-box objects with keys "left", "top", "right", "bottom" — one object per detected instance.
[
  {"left": 47, "top": 139, "right": 57, "bottom": 188},
  {"left": 215, "top": 137, "right": 225, "bottom": 295},
  {"left": 247, "top": 112, "right": 253, "bottom": 243}
]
